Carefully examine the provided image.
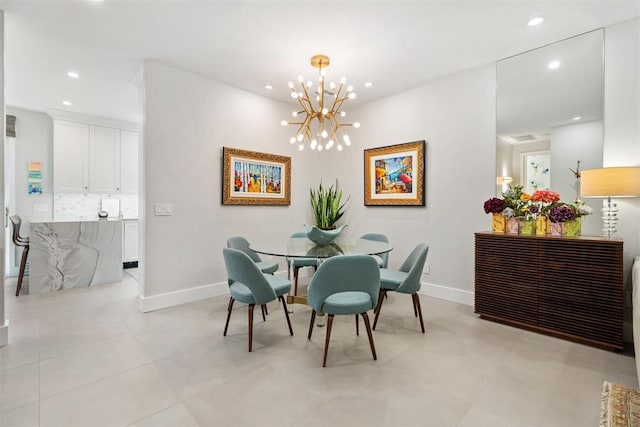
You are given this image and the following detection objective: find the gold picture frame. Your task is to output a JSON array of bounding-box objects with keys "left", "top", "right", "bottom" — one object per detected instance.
[
  {"left": 222, "top": 147, "right": 291, "bottom": 205},
  {"left": 364, "top": 140, "right": 426, "bottom": 206}
]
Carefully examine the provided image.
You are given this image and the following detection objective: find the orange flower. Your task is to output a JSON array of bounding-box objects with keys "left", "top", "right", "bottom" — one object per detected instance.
[
  {"left": 520, "top": 193, "right": 532, "bottom": 202},
  {"left": 531, "top": 190, "right": 560, "bottom": 204}
]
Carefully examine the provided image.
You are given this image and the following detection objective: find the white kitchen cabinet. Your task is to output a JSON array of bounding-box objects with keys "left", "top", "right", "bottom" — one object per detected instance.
[
  {"left": 54, "top": 120, "right": 138, "bottom": 195},
  {"left": 53, "top": 120, "right": 90, "bottom": 193},
  {"left": 89, "top": 125, "right": 121, "bottom": 193},
  {"left": 123, "top": 220, "right": 139, "bottom": 263},
  {"left": 119, "top": 131, "right": 139, "bottom": 194}
]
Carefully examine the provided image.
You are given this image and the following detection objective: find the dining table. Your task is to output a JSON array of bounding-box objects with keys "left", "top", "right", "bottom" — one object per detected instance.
[{"left": 251, "top": 235, "right": 393, "bottom": 315}]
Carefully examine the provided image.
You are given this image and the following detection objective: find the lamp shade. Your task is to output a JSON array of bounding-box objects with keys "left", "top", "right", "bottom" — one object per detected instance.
[{"left": 580, "top": 167, "right": 640, "bottom": 198}]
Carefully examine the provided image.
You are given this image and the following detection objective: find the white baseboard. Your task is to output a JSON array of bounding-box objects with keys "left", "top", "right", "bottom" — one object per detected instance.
[
  {"left": 419, "top": 281, "right": 474, "bottom": 306},
  {"left": 137, "top": 269, "right": 289, "bottom": 313},
  {"left": 138, "top": 282, "right": 228, "bottom": 312},
  {"left": 0, "top": 319, "right": 9, "bottom": 347}
]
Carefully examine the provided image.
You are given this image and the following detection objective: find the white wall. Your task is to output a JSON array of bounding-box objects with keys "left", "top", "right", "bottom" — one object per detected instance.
[
  {"left": 6, "top": 107, "right": 53, "bottom": 227},
  {"left": 141, "top": 61, "right": 311, "bottom": 307},
  {"left": 550, "top": 120, "right": 603, "bottom": 236},
  {"left": 327, "top": 64, "right": 496, "bottom": 303}
]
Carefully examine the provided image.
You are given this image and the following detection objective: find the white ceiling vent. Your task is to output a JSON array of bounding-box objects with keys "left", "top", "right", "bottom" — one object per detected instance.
[{"left": 513, "top": 134, "right": 536, "bottom": 142}]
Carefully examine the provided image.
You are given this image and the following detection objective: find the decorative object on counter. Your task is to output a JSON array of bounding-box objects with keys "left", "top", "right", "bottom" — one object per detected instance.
[
  {"left": 28, "top": 161, "right": 43, "bottom": 195},
  {"left": 305, "top": 224, "right": 348, "bottom": 246},
  {"left": 310, "top": 179, "right": 349, "bottom": 230},
  {"left": 364, "top": 140, "right": 426, "bottom": 206},
  {"left": 535, "top": 216, "right": 548, "bottom": 236},
  {"left": 581, "top": 166, "right": 640, "bottom": 237},
  {"left": 565, "top": 218, "right": 581, "bottom": 237},
  {"left": 483, "top": 197, "right": 505, "bottom": 233},
  {"left": 222, "top": 147, "right": 291, "bottom": 206},
  {"left": 98, "top": 210, "right": 108, "bottom": 218},
  {"left": 548, "top": 204, "right": 577, "bottom": 236},
  {"left": 520, "top": 219, "right": 535, "bottom": 235}
]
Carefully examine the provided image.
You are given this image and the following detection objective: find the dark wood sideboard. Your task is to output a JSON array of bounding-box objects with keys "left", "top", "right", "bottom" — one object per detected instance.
[{"left": 474, "top": 232, "right": 623, "bottom": 350}]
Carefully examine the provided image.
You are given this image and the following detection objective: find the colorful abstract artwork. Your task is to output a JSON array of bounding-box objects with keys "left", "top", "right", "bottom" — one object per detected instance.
[
  {"left": 222, "top": 147, "right": 291, "bottom": 205},
  {"left": 364, "top": 141, "right": 426, "bottom": 206},
  {"left": 28, "top": 161, "right": 43, "bottom": 195}
]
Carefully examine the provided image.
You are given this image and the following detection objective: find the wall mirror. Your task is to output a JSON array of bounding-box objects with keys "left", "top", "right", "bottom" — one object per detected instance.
[{"left": 496, "top": 28, "right": 604, "bottom": 235}]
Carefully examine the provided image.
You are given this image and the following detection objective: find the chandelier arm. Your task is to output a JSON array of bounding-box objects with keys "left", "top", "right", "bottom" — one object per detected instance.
[{"left": 329, "top": 82, "right": 345, "bottom": 111}]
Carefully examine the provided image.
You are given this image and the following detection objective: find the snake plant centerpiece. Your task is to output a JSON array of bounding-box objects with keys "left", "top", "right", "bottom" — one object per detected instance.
[{"left": 306, "top": 180, "right": 349, "bottom": 245}]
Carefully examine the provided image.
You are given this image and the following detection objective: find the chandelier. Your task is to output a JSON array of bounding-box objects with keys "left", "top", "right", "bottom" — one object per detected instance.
[{"left": 280, "top": 54, "right": 360, "bottom": 152}]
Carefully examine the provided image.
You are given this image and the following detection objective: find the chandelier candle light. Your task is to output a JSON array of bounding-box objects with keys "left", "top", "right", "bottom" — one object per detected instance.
[{"left": 281, "top": 55, "right": 360, "bottom": 152}]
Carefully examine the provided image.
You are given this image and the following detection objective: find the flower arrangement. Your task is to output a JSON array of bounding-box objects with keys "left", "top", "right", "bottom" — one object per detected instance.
[
  {"left": 549, "top": 204, "right": 578, "bottom": 223},
  {"left": 573, "top": 199, "right": 594, "bottom": 217},
  {"left": 310, "top": 180, "right": 349, "bottom": 230},
  {"left": 483, "top": 197, "right": 504, "bottom": 214}
]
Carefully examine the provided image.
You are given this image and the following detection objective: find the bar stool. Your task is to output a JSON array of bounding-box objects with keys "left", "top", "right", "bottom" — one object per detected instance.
[{"left": 10, "top": 215, "right": 29, "bottom": 296}]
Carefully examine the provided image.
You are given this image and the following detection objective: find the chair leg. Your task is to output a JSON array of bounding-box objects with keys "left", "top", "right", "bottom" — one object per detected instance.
[
  {"left": 361, "top": 312, "right": 377, "bottom": 361},
  {"left": 374, "top": 288, "right": 385, "bottom": 314},
  {"left": 15, "top": 246, "right": 29, "bottom": 297},
  {"left": 293, "top": 266, "right": 300, "bottom": 296},
  {"left": 322, "top": 314, "right": 335, "bottom": 367},
  {"left": 373, "top": 289, "right": 387, "bottom": 330},
  {"left": 261, "top": 304, "right": 266, "bottom": 321},
  {"left": 279, "top": 296, "right": 294, "bottom": 336},
  {"left": 355, "top": 314, "right": 359, "bottom": 336},
  {"left": 248, "top": 304, "right": 255, "bottom": 352},
  {"left": 412, "top": 295, "right": 418, "bottom": 317},
  {"left": 264, "top": 304, "right": 268, "bottom": 315},
  {"left": 413, "top": 294, "right": 426, "bottom": 333},
  {"left": 308, "top": 310, "right": 316, "bottom": 340},
  {"left": 223, "top": 297, "right": 235, "bottom": 336}
]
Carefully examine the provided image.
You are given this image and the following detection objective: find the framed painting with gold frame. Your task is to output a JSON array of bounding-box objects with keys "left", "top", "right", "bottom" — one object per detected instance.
[
  {"left": 222, "top": 147, "right": 291, "bottom": 205},
  {"left": 364, "top": 140, "right": 425, "bottom": 206}
]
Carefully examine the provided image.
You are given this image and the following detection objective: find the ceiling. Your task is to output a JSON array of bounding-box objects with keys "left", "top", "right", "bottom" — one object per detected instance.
[{"left": 1, "top": 1, "right": 638, "bottom": 125}]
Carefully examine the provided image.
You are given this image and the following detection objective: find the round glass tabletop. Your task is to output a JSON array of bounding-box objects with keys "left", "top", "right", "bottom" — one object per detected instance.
[{"left": 251, "top": 237, "right": 393, "bottom": 259}]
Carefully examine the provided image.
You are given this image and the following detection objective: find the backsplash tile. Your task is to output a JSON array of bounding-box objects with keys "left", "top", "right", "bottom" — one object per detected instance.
[{"left": 54, "top": 193, "right": 138, "bottom": 220}]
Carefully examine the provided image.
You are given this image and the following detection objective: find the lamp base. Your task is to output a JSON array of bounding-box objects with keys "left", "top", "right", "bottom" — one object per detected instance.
[{"left": 601, "top": 197, "right": 618, "bottom": 238}]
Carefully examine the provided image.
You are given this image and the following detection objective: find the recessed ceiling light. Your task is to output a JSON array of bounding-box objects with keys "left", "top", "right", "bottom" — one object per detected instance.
[
  {"left": 364, "top": 82, "right": 373, "bottom": 88},
  {"left": 264, "top": 84, "right": 273, "bottom": 90},
  {"left": 528, "top": 17, "right": 544, "bottom": 27},
  {"left": 67, "top": 71, "right": 79, "bottom": 79},
  {"left": 62, "top": 100, "right": 72, "bottom": 106},
  {"left": 547, "top": 60, "right": 561, "bottom": 70},
  {"left": 573, "top": 116, "right": 582, "bottom": 121}
]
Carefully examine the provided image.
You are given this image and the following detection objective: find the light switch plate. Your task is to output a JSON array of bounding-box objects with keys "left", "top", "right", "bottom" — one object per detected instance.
[{"left": 154, "top": 203, "right": 173, "bottom": 216}]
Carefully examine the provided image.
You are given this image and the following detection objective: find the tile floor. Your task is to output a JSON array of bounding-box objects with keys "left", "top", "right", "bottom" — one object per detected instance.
[{"left": 0, "top": 270, "right": 637, "bottom": 426}]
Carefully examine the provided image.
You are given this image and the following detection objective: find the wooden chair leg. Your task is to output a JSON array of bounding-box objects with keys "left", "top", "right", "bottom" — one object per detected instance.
[
  {"left": 361, "top": 312, "right": 377, "bottom": 361},
  {"left": 355, "top": 314, "right": 359, "bottom": 336},
  {"left": 279, "top": 296, "right": 293, "bottom": 336},
  {"left": 16, "top": 246, "right": 29, "bottom": 297},
  {"left": 248, "top": 304, "right": 255, "bottom": 352},
  {"left": 413, "top": 294, "right": 425, "bottom": 333},
  {"left": 223, "top": 297, "right": 235, "bottom": 336},
  {"left": 322, "top": 314, "right": 335, "bottom": 367},
  {"left": 264, "top": 304, "right": 268, "bottom": 315},
  {"left": 412, "top": 295, "right": 418, "bottom": 317},
  {"left": 261, "top": 304, "right": 266, "bottom": 321},
  {"left": 373, "top": 289, "right": 387, "bottom": 330},
  {"left": 308, "top": 310, "right": 316, "bottom": 340},
  {"left": 374, "top": 288, "right": 385, "bottom": 314}
]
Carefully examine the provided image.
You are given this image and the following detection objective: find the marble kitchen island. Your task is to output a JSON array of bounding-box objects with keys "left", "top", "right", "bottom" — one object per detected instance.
[{"left": 29, "top": 218, "right": 123, "bottom": 294}]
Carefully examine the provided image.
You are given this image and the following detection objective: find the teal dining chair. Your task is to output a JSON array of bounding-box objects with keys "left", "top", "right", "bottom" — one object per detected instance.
[
  {"left": 287, "top": 232, "right": 318, "bottom": 296},
  {"left": 360, "top": 233, "right": 390, "bottom": 268},
  {"left": 226, "top": 236, "right": 279, "bottom": 275},
  {"left": 307, "top": 255, "right": 380, "bottom": 367},
  {"left": 222, "top": 248, "right": 293, "bottom": 352},
  {"left": 373, "top": 243, "right": 429, "bottom": 333}
]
